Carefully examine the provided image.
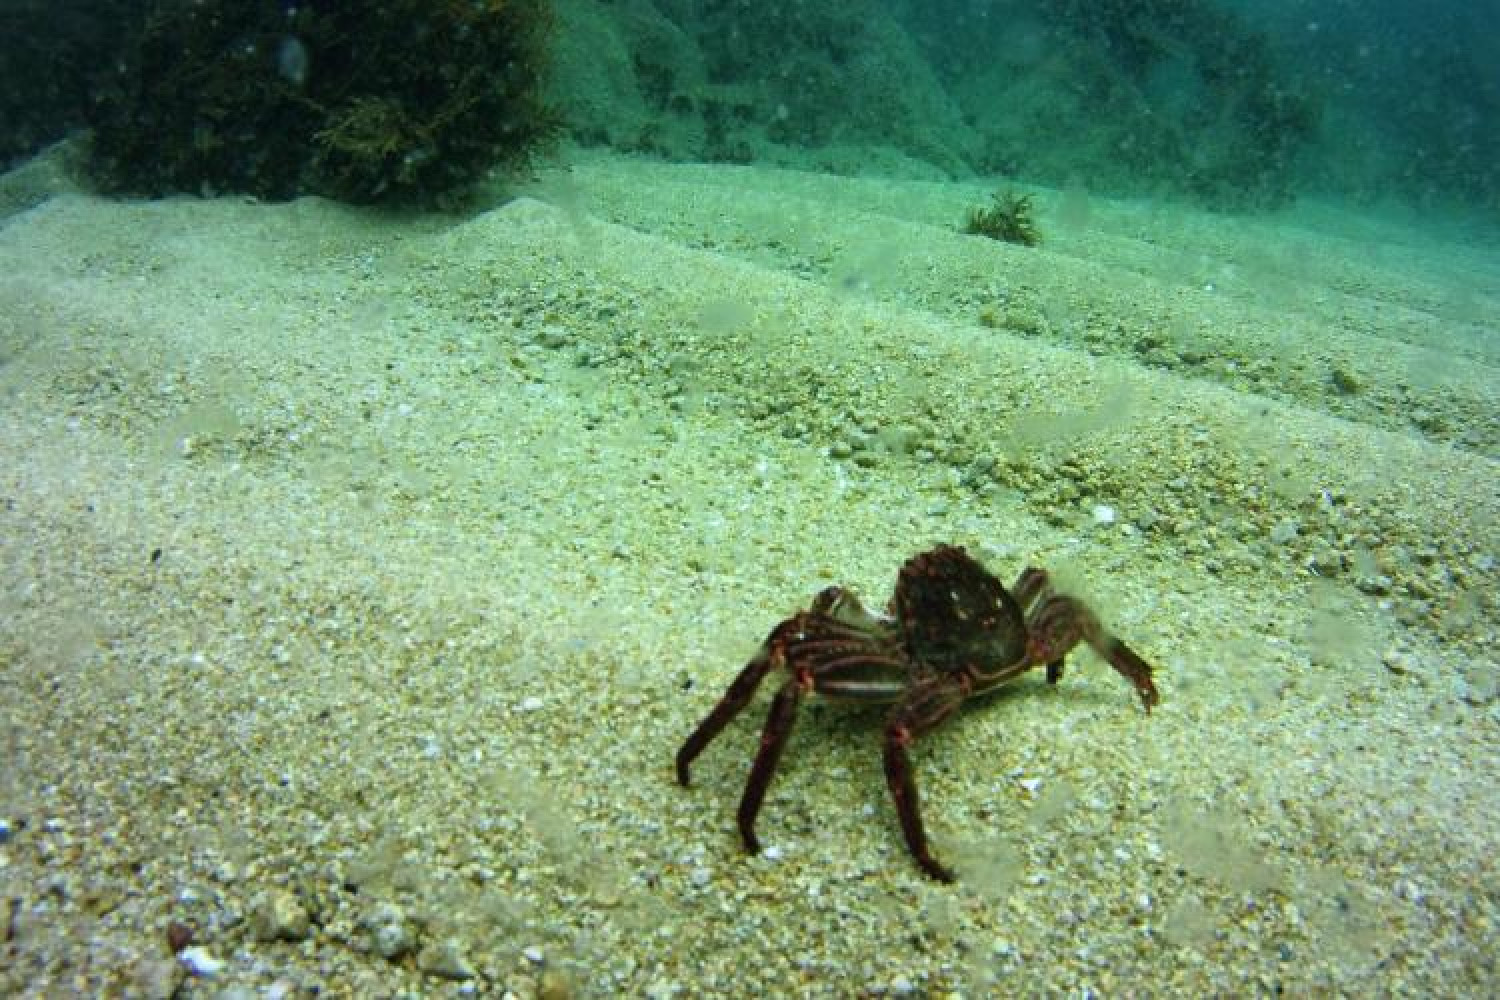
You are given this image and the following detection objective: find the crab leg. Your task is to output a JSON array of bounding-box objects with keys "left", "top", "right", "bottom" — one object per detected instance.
[
  {"left": 1010, "top": 566, "right": 1053, "bottom": 612},
  {"left": 1028, "top": 595, "right": 1159, "bottom": 711},
  {"left": 883, "top": 675, "right": 968, "bottom": 882},
  {"left": 676, "top": 643, "right": 778, "bottom": 786},
  {"left": 735, "top": 677, "right": 806, "bottom": 853},
  {"left": 1099, "top": 638, "right": 1159, "bottom": 711}
]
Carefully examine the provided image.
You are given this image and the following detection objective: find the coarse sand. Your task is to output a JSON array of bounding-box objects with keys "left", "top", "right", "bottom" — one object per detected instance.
[{"left": 0, "top": 150, "right": 1496, "bottom": 996}]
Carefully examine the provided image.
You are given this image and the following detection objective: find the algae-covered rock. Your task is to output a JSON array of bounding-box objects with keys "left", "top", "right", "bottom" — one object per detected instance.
[{"left": 87, "top": 0, "right": 558, "bottom": 205}]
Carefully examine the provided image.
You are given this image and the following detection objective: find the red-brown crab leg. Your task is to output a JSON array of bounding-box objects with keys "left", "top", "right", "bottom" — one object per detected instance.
[
  {"left": 1027, "top": 594, "right": 1159, "bottom": 711},
  {"left": 676, "top": 642, "right": 777, "bottom": 787},
  {"left": 883, "top": 675, "right": 968, "bottom": 882},
  {"left": 1011, "top": 567, "right": 1070, "bottom": 683},
  {"left": 735, "top": 676, "right": 805, "bottom": 853},
  {"left": 1100, "top": 638, "right": 1159, "bottom": 711},
  {"left": 1010, "top": 566, "right": 1053, "bottom": 612}
]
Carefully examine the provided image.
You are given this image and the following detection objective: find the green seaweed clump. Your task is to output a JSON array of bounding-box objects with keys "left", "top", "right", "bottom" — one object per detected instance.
[
  {"left": 86, "top": 0, "right": 558, "bottom": 205},
  {"left": 962, "top": 190, "right": 1041, "bottom": 246}
]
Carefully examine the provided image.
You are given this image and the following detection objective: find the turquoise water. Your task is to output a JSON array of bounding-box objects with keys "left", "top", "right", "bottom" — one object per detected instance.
[
  {"left": 4, "top": 2, "right": 1497, "bottom": 218},
  {"left": 551, "top": 0, "right": 1499, "bottom": 217}
]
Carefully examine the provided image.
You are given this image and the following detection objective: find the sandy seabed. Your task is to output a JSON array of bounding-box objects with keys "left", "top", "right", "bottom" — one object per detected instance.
[{"left": 1, "top": 150, "right": 1497, "bottom": 997}]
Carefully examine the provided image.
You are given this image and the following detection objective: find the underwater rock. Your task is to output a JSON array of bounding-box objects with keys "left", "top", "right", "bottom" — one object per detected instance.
[{"left": 87, "top": 0, "right": 557, "bottom": 205}]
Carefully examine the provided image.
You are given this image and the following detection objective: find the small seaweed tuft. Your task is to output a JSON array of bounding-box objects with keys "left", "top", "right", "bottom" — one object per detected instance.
[{"left": 962, "top": 190, "right": 1041, "bottom": 246}]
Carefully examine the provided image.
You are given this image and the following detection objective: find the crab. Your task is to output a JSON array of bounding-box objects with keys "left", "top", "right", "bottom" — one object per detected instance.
[{"left": 675, "top": 543, "right": 1159, "bottom": 882}]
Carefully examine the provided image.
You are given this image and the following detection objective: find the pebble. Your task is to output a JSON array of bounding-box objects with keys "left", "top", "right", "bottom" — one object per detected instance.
[
  {"left": 1269, "top": 519, "right": 1299, "bottom": 544},
  {"left": 523, "top": 945, "right": 546, "bottom": 964},
  {"left": 179, "top": 946, "right": 224, "bottom": 978},
  {"left": 363, "top": 902, "right": 414, "bottom": 960},
  {"left": 1382, "top": 649, "right": 1416, "bottom": 675},
  {"left": 1393, "top": 878, "right": 1427, "bottom": 905},
  {"left": 130, "top": 956, "right": 184, "bottom": 1000},
  {"left": 540, "top": 968, "right": 574, "bottom": 1000},
  {"left": 535, "top": 325, "right": 570, "bottom": 349},
  {"left": 645, "top": 979, "right": 679, "bottom": 1000},
  {"left": 249, "top": 888, "right": 311, "bottom": 942},
  {"left": 1460, "top": 663, "right": 1498, "bottom": 704},
  {"left": 419, "top": 938, "right": 476, "bottom": 981}
]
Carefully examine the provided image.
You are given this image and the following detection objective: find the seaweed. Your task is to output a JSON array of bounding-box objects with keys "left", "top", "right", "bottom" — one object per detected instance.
[
  {"left": 85, "top": 0, "right": 559, "bottom": 205},
  {"left": 962, "top": 190, "right": 1041, "bottom": 247}
]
